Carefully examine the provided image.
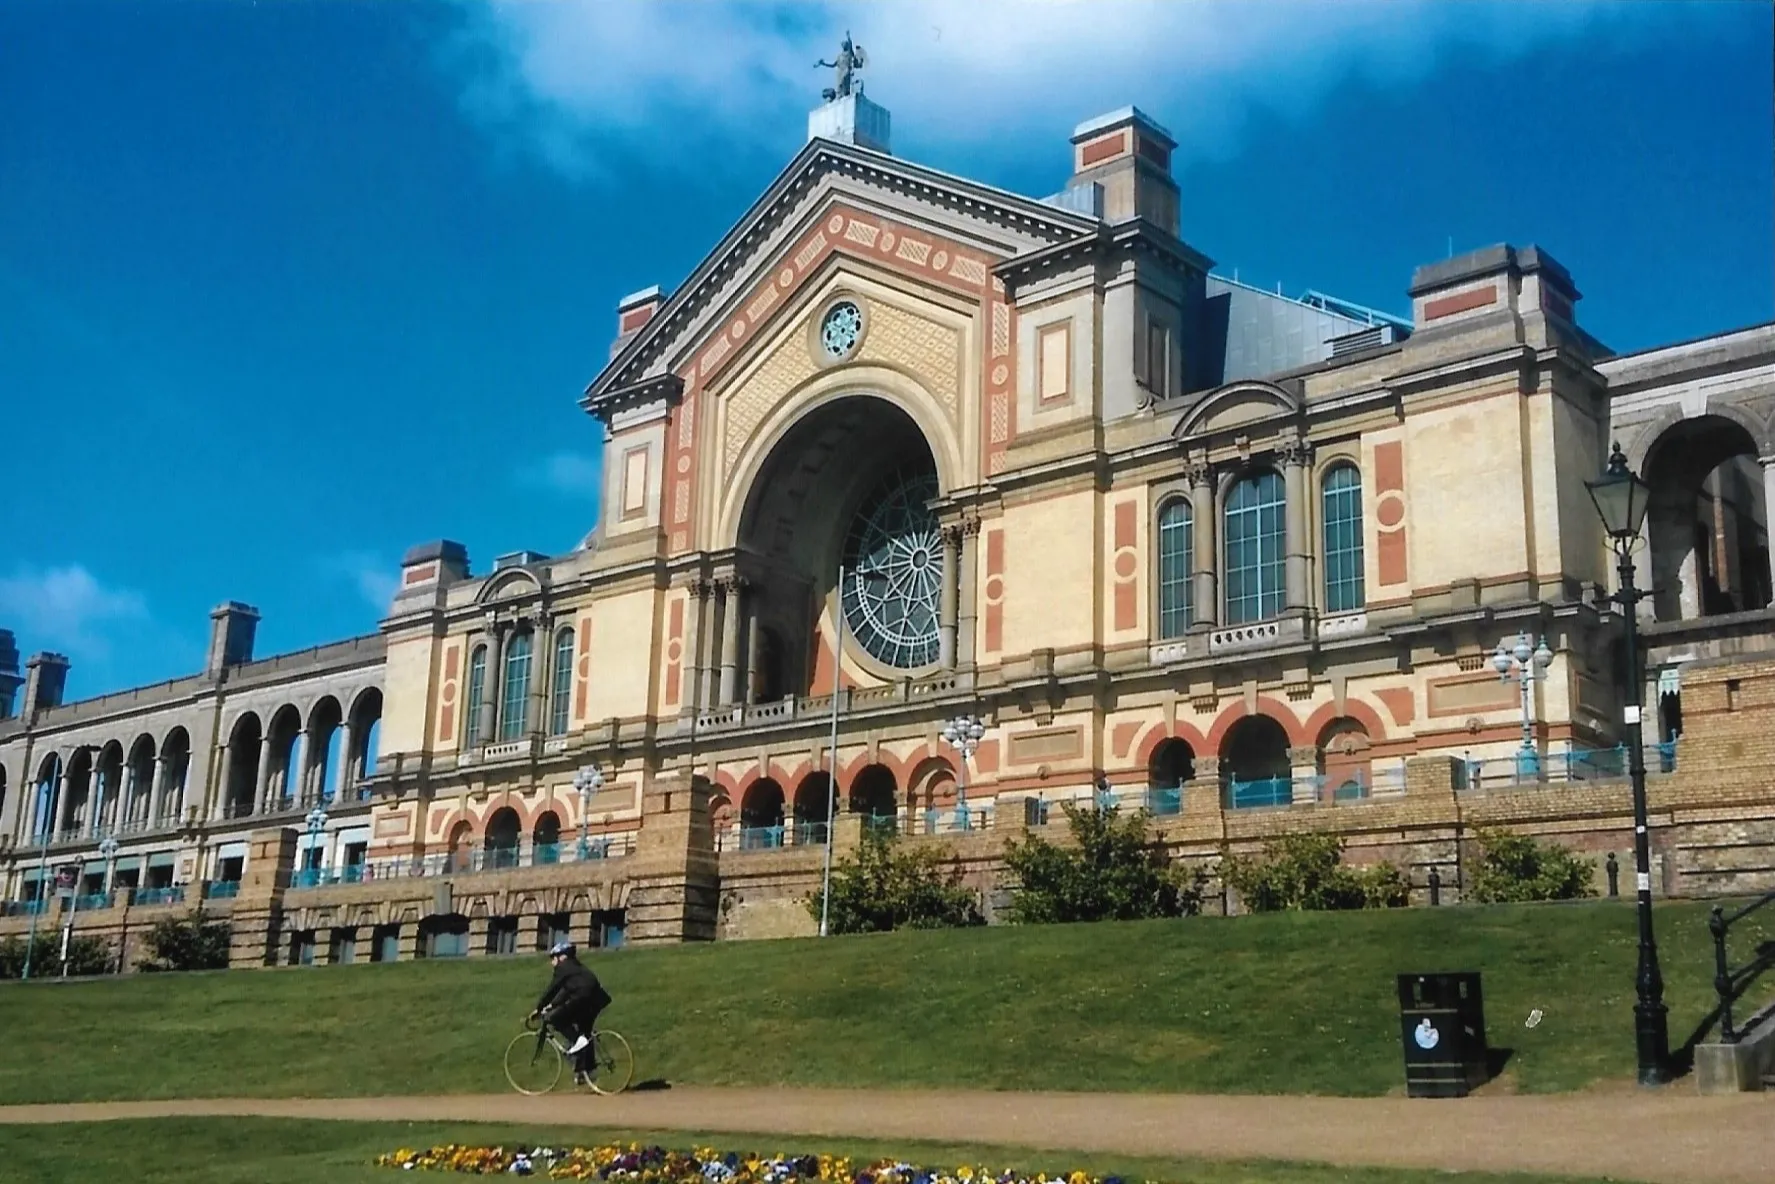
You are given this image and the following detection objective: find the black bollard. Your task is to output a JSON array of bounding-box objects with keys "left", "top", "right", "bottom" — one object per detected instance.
[
  {"left": 1428, "top": 865, "right": 1442, "bottom": 906},
  {"left": 1605, "top": 851, "right": 1619, "bottom": 898}
]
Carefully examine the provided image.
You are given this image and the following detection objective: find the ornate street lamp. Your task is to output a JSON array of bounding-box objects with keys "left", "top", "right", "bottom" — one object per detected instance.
[
  {"left": 1492, "top": 632, "right": 1554, "bottom": 776},
  {"left": 1586, "top": 440, "right": 1668, "bottom": 1086},
  {"left": 573, "top": 764, "right": 605, "bottom": 861},
  {"left": 304, "top": 804, "right": 329, "bottom": 888},
  {"left": 941, "top": 714, "right": 987, "bottom": 829},
  {"left": 97, "top": 836, "right": 119, "bottom": 902}
]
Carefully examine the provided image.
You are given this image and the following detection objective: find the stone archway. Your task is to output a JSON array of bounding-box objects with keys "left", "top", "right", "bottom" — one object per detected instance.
[
  {"left": 1643, "top": 415, "right": 1771, "bottom": 622},
  {"left": 1220, "top": 715, "right": 1292, "bottom": 808}
]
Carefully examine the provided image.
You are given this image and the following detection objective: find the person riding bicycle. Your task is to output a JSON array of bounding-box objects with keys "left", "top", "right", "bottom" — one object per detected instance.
[{"left": 531, "top": 940, "right": 611, "bottom": 1081}]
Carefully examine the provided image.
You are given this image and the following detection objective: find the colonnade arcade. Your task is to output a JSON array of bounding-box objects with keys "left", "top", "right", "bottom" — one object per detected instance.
[
  {"left": 219, "top": 688, "right": 383, "bottom": 819},
  {"left": 19, "top": 728, "right": 193, "bottom": 844}
]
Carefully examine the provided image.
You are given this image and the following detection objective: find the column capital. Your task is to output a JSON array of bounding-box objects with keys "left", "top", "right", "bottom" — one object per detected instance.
[
  {"left": 1278, "top": 437, "right": 1314, "bottom": 468},
  {"left": 1183, "top": 459, "right": 1213, "bottom": 488},
  {"left": 716, "top": 574, "right": 749, "bottom": 596}
]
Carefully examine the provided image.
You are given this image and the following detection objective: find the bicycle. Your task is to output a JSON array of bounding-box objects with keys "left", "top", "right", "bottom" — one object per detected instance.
[{"left": 503, "top": 1012, "right": 635, "bottom": 1096}]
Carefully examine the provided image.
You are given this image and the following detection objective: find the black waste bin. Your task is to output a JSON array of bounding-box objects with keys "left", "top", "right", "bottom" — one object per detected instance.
[{"left": 1398, "top": 971, "right": 1488, "bottom": 1097}]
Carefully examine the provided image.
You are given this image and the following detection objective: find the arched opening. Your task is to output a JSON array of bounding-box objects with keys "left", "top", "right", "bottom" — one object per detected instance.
[
  {"left": 59, "top": 748, "right": 94, "bottom": 837},
  {"left": 533, "top": 810, "right": 561, "bottom": 863},
  {"left": 1316, "top": 717, "right": 1373, "bottom": 802},
  {"left": 739, "top": 778, "right": 785, "bottom": 848},
  {"left": 305, "top": 696, "right": 344, "bottom": 806},
  {"left": 344, "top": 688, "right": 383, "bottom": 795},
  {"left": 1223, "top": 468, "right": 1286, "bottom": 625},
  {"left": 159, "top": 727, "right": 191, "bottom": 825},
  {"left": 265, "top": 705, "right": 303, "bottom": 811},
  {"left": 1644, "top": 416, "right": 1770, "bottom": 622},
  {"left": 708, "top": 790, "right": 735, "bottom": 833},
  {"left": 1147, "top": 738, "right": 1195, "bottom": 815},
  {"left": 28, "top": 753, "right": 62, "bottom": 844},
  {"left": 94, "top": 741, "right": 124, "bottom": 836},
  {"left": 445, "top": 820, "right": 473, "bottom": 872},
  {"left": 485, "top": 806, "right": 521, "bottom": 868},
  {"left": 848, "top": 763, "right": 898, "bottom": 824},
  {"left": 736, "top": 395, "right": 947, "bottom": 699},
  {"left": 125, "top": 735, "right": 157, "bottom": 828},
  {"left": 793, "top": 772, "right": 834, "bottom": 845},
  {"left": 1221, "top": 715, "right": 1292, "bottom": 808},
  {"left": 224, "top": 714, "right": 262, "bottom": 818}
]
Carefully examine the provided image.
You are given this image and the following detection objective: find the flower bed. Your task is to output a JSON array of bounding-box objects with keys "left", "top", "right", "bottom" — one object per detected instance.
[{"left": 375, "top": 1143, "right": 1135, "bottom": 1184}]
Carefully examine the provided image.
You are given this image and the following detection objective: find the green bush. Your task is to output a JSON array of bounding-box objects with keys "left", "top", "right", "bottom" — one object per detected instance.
[
  {"left": 1468, "top": 827, "right": 1596, "bottom": 903},
  {"left": 1220, "top": 832, "right": 1410, "bottom": 912},
  {"left": 1004, "top": 800, "right": 1205, "bottom": 924},
  {"left": 136, "top": 909, "right": 233, "bottom": 973},
  {"left": 807, "top": 830, "right": 984, "bottom": 934},
  {"left": 0, "top": 931, "right": 113, "bottom": 979}
]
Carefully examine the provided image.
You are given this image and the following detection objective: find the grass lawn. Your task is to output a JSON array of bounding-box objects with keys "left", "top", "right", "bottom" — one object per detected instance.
[
  {"left": 0, "top": 899, "right": 1763, "bottom": 1105},
  {"left": 0, "top": 1118, "right": 1624, "bottom": 1184}
]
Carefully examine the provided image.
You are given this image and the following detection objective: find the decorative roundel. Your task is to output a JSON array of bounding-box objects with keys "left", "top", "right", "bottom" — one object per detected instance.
[
  {"left": 819, "top": 300, "right": 864, "bottom": 360},
  {"left": 841, "top": 468, "right": 943, "bottom": 670}
]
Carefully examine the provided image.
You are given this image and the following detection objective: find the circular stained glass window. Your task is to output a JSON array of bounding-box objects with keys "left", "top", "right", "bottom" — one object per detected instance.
[
  {"left": 841, "top": 468, "right": 943, "bottom": 669},
  {"left": 819, "top": 300, "right": 864, "bottom": 360}
]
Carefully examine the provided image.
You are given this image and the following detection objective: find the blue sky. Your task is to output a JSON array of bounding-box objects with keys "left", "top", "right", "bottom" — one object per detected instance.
[{"left": 1, "top": 0, "right": 1769, "bottom": 699}]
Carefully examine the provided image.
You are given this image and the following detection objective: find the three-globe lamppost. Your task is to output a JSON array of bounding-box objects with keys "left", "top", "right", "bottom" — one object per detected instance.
[
  {"left": 1492, "top": 632, "right": 1554, "bottom": 777},
  {"left": 1586, "top": 440, "right": 1670, "bottom": 1086},
  {"left": 941, "top": 714, "right": 986, "bottom": 829},
  {"left": 305, "top": 804, "right": 329, "bottom": 887},
  {"left": 574, "top": 764, "right": 605, "bottom": 861}
]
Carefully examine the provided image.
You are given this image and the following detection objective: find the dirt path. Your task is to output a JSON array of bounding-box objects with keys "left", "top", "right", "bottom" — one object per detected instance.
[{"left": 0, "top": 1087, "right": 1769, "bottom": 1184}]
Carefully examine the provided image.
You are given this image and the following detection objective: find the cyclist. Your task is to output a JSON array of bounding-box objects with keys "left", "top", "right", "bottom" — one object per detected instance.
[{"left": 531, "top": 940, "right": 611, "bottom": 1083}]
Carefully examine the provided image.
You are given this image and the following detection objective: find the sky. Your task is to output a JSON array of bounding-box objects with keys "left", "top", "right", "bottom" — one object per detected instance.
[{"left": 1, "top": 0, "right": 1770, "bottom": 700}]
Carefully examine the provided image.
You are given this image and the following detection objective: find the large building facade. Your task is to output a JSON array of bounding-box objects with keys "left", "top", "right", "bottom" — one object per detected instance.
[{"left": 5, "top": 93, "right": 1775, "bottom": 965}]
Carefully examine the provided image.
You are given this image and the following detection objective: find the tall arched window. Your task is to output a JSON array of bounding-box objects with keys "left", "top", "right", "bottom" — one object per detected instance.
[
  {"left": 1321, "top": 464, "right": 1365, "bottom": 613},
  {"left": 1224, "top": 469, "right": 1286, "bottom": 624},
  {"left": 549, "top": 628, "right": 575, "bottom": 736},
  {"left": 1156, "top": 499, "right": 1194, "bottom": 638},
  {"left": 500, "top": 632, "right": 533, "bottom": 741},
  {"left": 465, "top": 646, "right": 487, "bottom": 741}
]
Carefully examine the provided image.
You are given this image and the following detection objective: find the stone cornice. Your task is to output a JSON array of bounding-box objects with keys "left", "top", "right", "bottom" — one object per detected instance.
[{"left": 579, "top": 372, "right": 685, "bottom": 428}]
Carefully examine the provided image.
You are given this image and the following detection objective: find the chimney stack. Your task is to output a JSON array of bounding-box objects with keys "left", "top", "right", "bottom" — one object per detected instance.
[
  {"left": 206, "top": 601, "right": 260, "bottom": 675},
  {"left": 392, "top": 540, "right": 471, "bottom": 612},
  {"left": 609, "top": 286, "right": 665, "bottom": 360},
  {"left": 0, "top": 630, "right": 21, "bottom": 718},
  {"left": 1067, "top": 107, "right": 1179, "bottom": 235},
  {"left": 22, "top": 652, "right": 69, "bottom": 717}
]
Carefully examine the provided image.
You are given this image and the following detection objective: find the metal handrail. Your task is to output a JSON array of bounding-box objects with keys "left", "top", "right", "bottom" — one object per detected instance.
[{"left": 1708, "top": 889, "right": 1775, "bottom": 1044}]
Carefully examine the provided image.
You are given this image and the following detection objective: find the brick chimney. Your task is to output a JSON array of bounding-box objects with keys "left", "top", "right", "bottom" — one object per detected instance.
[
  {"left": 22, "top": 652, "right": 69, "bottom": 717},
  {"left": 1068, "top": 107, "right": 1179, "bottom": 235},
  {"left": 206, "top": 601, "right": 260, "bottom": 675},
  {"left": 0, "top": 630, "right": 21, "bottom": 719},
  {"left": 610, "top": 286, "right": 665, "bottom": 360}
]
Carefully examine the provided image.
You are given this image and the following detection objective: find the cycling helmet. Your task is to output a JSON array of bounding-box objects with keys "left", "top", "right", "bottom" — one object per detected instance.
[{"left": 548, "top": 940, "right": 576, "bottom": 958}]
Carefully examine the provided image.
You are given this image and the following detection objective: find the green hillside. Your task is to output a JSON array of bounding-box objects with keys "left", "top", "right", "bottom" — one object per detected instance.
[{"left": 0, "top": 899, "right": 1759, "bottom": 1104}]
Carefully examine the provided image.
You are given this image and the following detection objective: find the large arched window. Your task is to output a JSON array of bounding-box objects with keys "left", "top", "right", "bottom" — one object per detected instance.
[
  {"left": 1322, "top": 464, "right": 1365, "bottom": 613},
  {"left": 1156, "top": 499, "right": 1194, "bottom": 638},
  {"left": 1224, "top": 469, "right": 1286, "bottom": 625},
  {"left": 465, "top": 646, "right": 487, "bottom": 741},
  {"left": 500, "top": 632, "right": 533, "bottom": 741},
  {"left": 549, "top": 628, "right": 575, "bottom": 736}
]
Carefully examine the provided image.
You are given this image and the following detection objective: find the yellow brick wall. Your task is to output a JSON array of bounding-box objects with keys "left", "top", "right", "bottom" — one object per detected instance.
[{"left": 1001, "top": 488, "right": 1099, "bottom": 655}]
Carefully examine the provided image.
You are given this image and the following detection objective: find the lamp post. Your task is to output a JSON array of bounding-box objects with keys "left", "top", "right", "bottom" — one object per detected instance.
[
  {"left": 304, "top": 804, "right": 328, "bottom": 888},
  {"left": 1491, "top": 632, "right": 1553, "bottom": 777},
  {"left": 573, "top": 764, "right": 604, "bottom": 861},
  {"left": 97, "top": 836, "right": 119, "bottom": 902},
  {"left": 941, "top": 714, "right": 986, "bottom": 830},
  {"left": 21, "top": 755, "right": 63, "bottom": 982},
  {"left": 1586, "top": 439, "right": 1670, "bottom": 1087}
]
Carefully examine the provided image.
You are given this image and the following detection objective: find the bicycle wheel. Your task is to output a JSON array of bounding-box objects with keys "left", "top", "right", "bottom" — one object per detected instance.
[
  {"left": 587, "top": 1029, "right": 635, "bottom": 1095},
  {"left": 504, "top": 1029, "right": 565, "bottom": 1096}
]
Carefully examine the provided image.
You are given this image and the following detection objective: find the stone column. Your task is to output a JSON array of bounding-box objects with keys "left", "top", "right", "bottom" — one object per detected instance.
[
  {"left": 1188, "top": 460, "right": 1218, "bottom": 630},
  {"left": 718, "top": 578, "right": 744, "bottom": 707},
  {"left": 1760, "top": 457, "right": 1775, "bottom": 605},
  {"left": 684, "top": 580, "right": 713, "bottom": 712},
  {"left": 745, "top": 606, "right": 761, "bottom": 705},
  {"left": 118, "top": 764, "right": 137, "bottom": 829},
  {"left": 956, "top": 520, "right": 980, "bottom": 666},
  {"left": 518, "top": 912, "right": 544, "bottom": 954},
  {"left": 1288, "top": 745, "right": 1321, "bottom": 806},
  {"left": 253, "top": 734, "right": 274, "bottom": 814},
  {"left": 55, "top": 769, "right": 74, "bottom": 837},
  {"left": 478, "top": 619, "right": 506, "bottom": 744},
  {"left": 333, "top": 721, "right": 353, "bottom": 802},
  {"left": 88, "top": 766, "right": 106, "bottom": 837},
  {"left": 1282, "top": 438, "right": 1312, "bottom": 614},
  {"left": 148, "top": 756, "right": 167, "bottom": 827},
  {"left": 526, "top": 611, "right": 549, "bottom": 736},
  {"left": 939, "top": 524, "right": 961, "bottom": 669},
  {"left": 468, "top": 913, "right": 491, "bottom": 957}
]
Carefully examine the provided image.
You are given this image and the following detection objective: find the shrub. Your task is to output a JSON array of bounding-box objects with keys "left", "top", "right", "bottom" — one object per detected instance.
[
  {"left": 1004, "top": 800, "right": 1205, "bottom": 924},
  {"left": 136, "top": 909, "right": 234, "bottom": 972},
  {"left": 807, "top": 831, "right": 984, "bottom": 934},
  {"left": 1220, "top": 832, "right": 1410, "bottom": 912},
  {"left": 1468, "top": 827, "right": 1596, "bottom": 903},
  {"left": 0, "top": 931, "right": 113, "bottom": 979}
]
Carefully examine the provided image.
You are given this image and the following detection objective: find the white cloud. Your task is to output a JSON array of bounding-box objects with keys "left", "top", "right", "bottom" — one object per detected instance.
[
  {"left": 0, "top": 565, "right": 149, "bottom": 659},
  {"left": 520, "top": 451, "right": 604, "bottom": 499},
  {"left": 443, "top": 0, "right": 1650, "bottom": 177},
  {"left": 321, "top": 553, "right": 401, "bottom": 613}
]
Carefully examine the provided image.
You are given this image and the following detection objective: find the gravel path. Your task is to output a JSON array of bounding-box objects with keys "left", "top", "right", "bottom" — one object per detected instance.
[{"left": 1, "top": 1086, "right": 1769, "bottom": 1183}]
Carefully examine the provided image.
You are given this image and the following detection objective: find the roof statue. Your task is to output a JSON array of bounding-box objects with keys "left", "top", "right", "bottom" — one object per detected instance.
[{"left": 816, "top": 32, "right": 866, "bottom": 101}]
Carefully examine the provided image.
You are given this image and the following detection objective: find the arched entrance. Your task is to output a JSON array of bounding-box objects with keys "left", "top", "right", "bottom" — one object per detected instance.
[
  {"left": 734, "top": 395, "right": 951, "bottom": 703},
  {"left": 739, "top": 779, "right": 785, "bottom": 848},
  {"left": 1316, "top": 717, "right": 1373, "bottom": 802},
  {"left": 485, "top": 807, "right": 520, "bottom": 869},
  {"left": 1147, "top": 739, "right": 1194, "bottom": 815},
  {"left": 1644, "top": 415, "right": 1771, "bottom": 622},
  {"left": 1221, "top": 715, "right": 1292, "bottom": 809},
  {"left": 793, "top": 772, "right": 834, "bottom": 845},
  {"left": 849, "top": 763, "right": 899, "bottom": 831}
]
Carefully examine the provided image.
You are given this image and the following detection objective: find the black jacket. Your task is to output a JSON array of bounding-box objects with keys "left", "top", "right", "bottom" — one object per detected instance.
[{"left": 538, "top": 956, "right": 609, "bottom": 1013}]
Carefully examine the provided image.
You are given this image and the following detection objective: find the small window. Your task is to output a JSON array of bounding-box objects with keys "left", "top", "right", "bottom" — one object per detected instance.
[
  {"left": 465, "top": 646, "right": 487, "bottom": 741},
  {"left": 819, "top": 301, "right": 863, "bottom": 360},
  {"left": 549, "top": 629, "right": 575, "bottom": 736},
  {"left": 1321, "top": 465, "right": 1365, "bottom": 613},
  {"left": 500, "top": 632, "right": 533, "bottom": 741},
  {"left": 1156, "top": 499, "right": 1193, "bottom": 638}
]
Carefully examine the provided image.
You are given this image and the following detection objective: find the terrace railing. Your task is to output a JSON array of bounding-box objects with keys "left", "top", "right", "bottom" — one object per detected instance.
[{"left": 1709, "top": 890, "right": 1775, "bottom": 1044}]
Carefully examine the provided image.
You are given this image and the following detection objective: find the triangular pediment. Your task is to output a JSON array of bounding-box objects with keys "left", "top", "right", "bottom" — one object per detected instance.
[{"left": 582, "top": 138, "right": 1098, "bottom": 416}]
